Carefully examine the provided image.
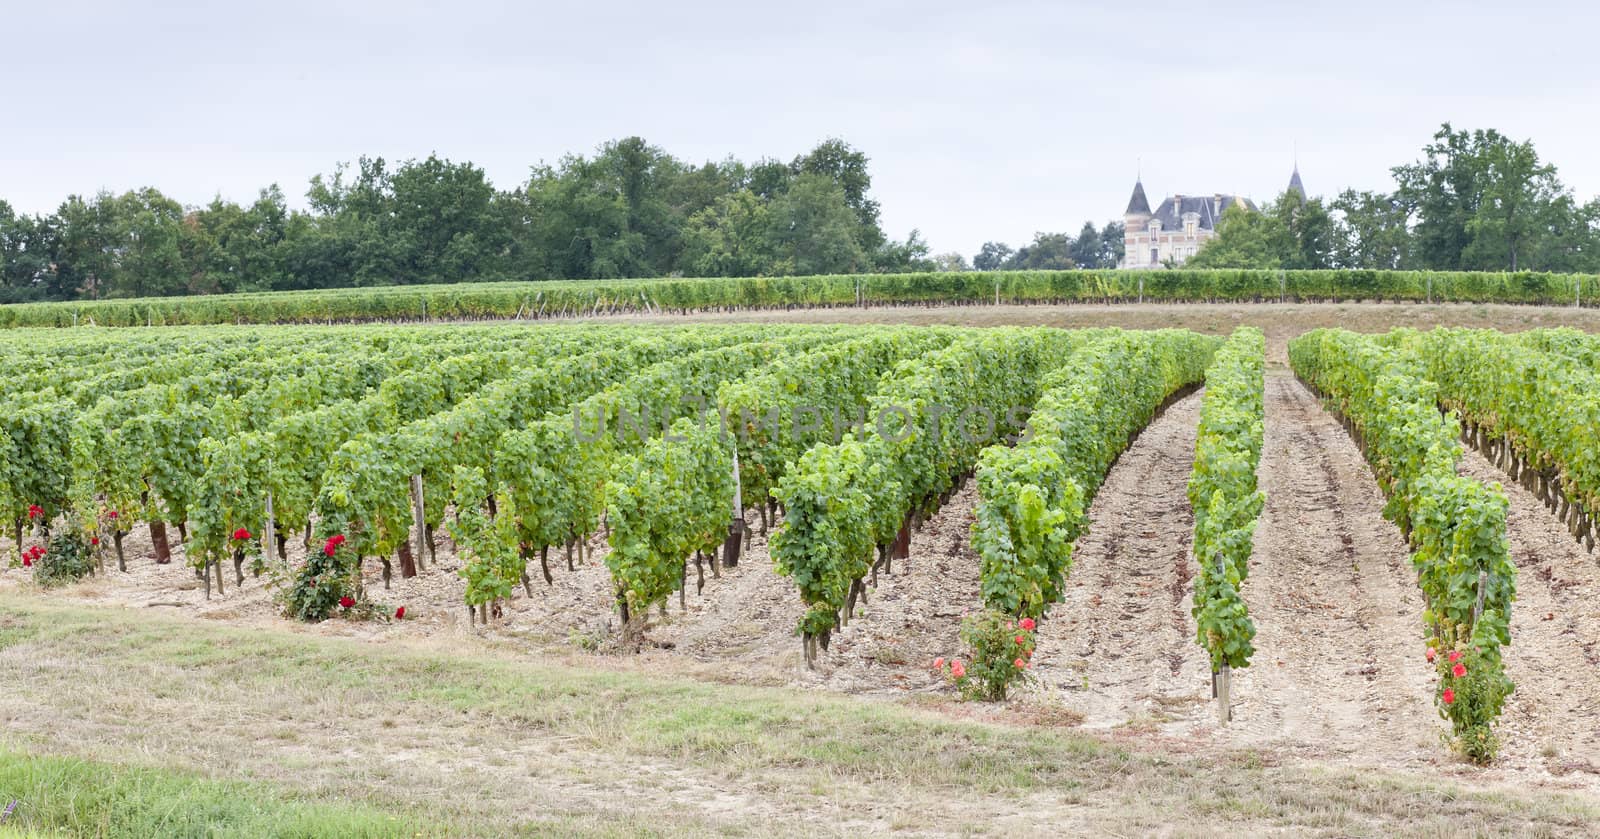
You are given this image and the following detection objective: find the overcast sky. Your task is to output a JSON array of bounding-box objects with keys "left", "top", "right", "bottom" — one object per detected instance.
[{"left": 6, "top": 0, "right": 1597, "bottom": 259}]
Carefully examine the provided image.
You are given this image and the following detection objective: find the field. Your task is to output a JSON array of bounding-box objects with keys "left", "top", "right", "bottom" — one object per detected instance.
[
  {"left": 4, "top": 301, "right": 1600, "bottom": 836},
  {"left": 2, "top": 268, "right": 1599, "bottom": 328}
]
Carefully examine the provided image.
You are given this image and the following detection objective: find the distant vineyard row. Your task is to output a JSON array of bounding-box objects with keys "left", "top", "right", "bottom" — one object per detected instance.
[{"left": 3, "top": 269, "right": 1599, "bottom": 327}]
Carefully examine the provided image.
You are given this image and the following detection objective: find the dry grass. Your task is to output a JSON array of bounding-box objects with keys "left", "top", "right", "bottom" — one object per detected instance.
[{"left": 2, "top": 596, "right": 1597, "bottom": 836}]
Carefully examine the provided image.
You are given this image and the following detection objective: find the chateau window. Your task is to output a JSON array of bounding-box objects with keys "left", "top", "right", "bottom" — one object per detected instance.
[{"left": 1150, "top": 248, "right": 1159, "bottom": 264}]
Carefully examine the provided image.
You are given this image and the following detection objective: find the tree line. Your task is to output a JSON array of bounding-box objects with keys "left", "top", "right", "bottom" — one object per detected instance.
[
  {"left": 937, "top": 222, "right": 1127, "bottom": 274},
  {"left": 0, "top": 138, "right": 938, "bottom": 302},
  {"left": 1188, "top": 124, "right": 1600, "bottom": 272},
  {"left": 5, "top": 124, "right": 1597, "bottom": 303},
  {"left": 959, "top": 124, "right": 1600, "bottom": 275}
]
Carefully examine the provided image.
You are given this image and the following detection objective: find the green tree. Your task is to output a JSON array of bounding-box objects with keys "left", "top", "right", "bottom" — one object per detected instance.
[
  {"left": 874, "top": 229, "right": 934, "bottom": 273},
  {"left": 1190, "top": 193, "right": 1334, "bottom": 270},
  {"left": 767, "top": 174, "right": 866, "bottom": 275},
  {"left": 1393, "top": 123, "right": 1569, "bottom": 271},
  {"left": 1068, "top": 222, "right": 1102, "bottom": 268},
  {"left": 973, "top": 241, "right": 1012, "bottom": 271},
  {"left": 1331, "top": 190, "right": 1411, "bottom": 269},
  {"left": 106, "top": 188, "right": 189, "bottom": 298},
  {"left": 189, "top": 187, "right": 292, "bottom": 292},
  {"left": 0, "top": 202, "right": 53, "bottom": 301},
  {"left": 49, "top": 193, "right": 122, "bottom": 299},
  {"left": 1462, "top": 135, "right": 1562, "bottom": 271},
  {"left": 1003, "top": 232, "right": 1074, "bottom": 270},
  {"left": 1524, "top": 197, "right": 1600, "bottom": 273},
  {"left": 792, "top": 139, "right": 882, "bottom": 252},
  {"left": 1187, "top": 205, "right": 1281, "bottom": 269},
  {"left": 680, "top": 190, "right": 779, "bottom": 276},
  {"left": 1098, "top": 221, "right": 1125, "bottom": 267},
  {"left": 932, "top": 251, "right": 970, "bottom": 272},
  {"left": 1273, "top": 193, "right": 1335, "bottom": 269}
]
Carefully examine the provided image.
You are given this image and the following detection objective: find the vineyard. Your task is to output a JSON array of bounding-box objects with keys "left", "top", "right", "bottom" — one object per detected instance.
[
  {"left": 3, "top": 267, "right": 1600, "bottom": 328},
  {"left": 5, "top": 313, "right": 1600, "bottom": 833}
]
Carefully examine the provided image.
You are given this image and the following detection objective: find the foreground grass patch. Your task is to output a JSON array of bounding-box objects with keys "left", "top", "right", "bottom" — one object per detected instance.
[
  {"left": 0, "top": 749, "right": 423, "bottom": 838},
  {"left": 0, "top": 595, "right": 1596, "bottom": 836}
]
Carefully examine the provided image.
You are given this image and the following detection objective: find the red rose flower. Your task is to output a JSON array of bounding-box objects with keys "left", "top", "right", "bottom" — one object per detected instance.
[
  {"left": 91, "top": 537, "right": 100, "bottom": 546},
  {"left": 1442, "top": 688, "right": 1455, "bottom": 704},
  {"left": 339, "top": 596, "right": 354, "bottom": 609},
  {"left": 1014, "top": 634, "right": 1025, "bottom": 645},
  {"left": 1447, "top": 650, "right": 1461, "bottom": 663},
  {"left": 950, "top": 660, "right": 966, "bottom": 679},
  {"left": 1425, "top": 648, "right": 1436, "bottom": 662},
  {"left": 394, "top": 606, "right": 406, "bottom": 620},
  {"left": 27, "top": 505, "right": 41, "bottom": 520},
  {"left": 232, "top": 527, "right": 251, "bottom": 541},
  {"left": 1451, "top": 663, "right": 1466, "bottom": 678},
  {"left": 108, "top": 510, "right": 119, "bottom": 519},
  {"left": 932, "top": 657, "right": 944, "bottom": 670},
  {"left": 22, "top": 556, "right": 32, "bottom": 567},
  {"left": 1019, "top": 617, "right": 1036, "bottom": 631},
  {"left": 1013, "top": 658, "right": 1025, "bottom": 669}
]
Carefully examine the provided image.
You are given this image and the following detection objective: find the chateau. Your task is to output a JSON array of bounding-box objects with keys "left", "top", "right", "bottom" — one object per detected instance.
[{"left": 1119, "top": 168, "right": 1304, "bottom": 268}]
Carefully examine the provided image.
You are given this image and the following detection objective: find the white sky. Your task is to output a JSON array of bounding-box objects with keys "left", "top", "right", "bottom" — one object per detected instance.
[{"left": 5, "top": 0, "right": 1597, "bottom": 259}]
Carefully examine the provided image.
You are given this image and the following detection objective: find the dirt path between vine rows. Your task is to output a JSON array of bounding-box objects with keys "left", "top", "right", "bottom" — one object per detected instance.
[
  {"left": 1026, "top": 372, "right": 1449, "bottom": 770},
  {"left": 1455, "top": 450, "right": 1600, "bottom": 780},
  {"left": 1210, "top": 370, "right": 1439, "bottom": 765},
  {"left": 1023, "top": 389, "right": 1210, "bottom": 728}
]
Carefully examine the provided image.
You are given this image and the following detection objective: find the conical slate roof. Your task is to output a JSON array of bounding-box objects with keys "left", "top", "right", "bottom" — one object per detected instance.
[
  {"left": 1287, "top": 167, "right": 1306, "bottom": 199},
  {"left": 1125, "top": 180, "right": 1151, "bottom": 215}
]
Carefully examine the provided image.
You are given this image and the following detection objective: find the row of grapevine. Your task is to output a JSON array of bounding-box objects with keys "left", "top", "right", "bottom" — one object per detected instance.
[
  {"left": 716, "top": 328, "right": 957, "bottom": 530},
  {"left": 448, "top": 330, "right": 856, "bottom": 619},
  {"left": 68, "top": 330, "right": 570, "bottom": 580},
  {"left": 1406, "top": 328, "right": 1600, "bottom": 553},
  {"left": 4, "top": 268, "right": 1597, "bottom": 328},
  {"left": 1186, "top": 327, "right": 1265, "bottom": 721},
  {"left": 601, "top": 329, "right": 957, "bottom": 628},
  {"left": 1289, "top": 329, "right": 1515, "bottom": 763},
  {"left": 970, "top": 330, "right": 1217, "bottom": 620},
  {"left": 771, "top": 328, "right": 1085, "bottom": 663},
  {"left": 3, "top": 323, "right": 670, "bottom": 573},
  {"left": 190, "top": 328, "right": 694, "bottom": 581}
]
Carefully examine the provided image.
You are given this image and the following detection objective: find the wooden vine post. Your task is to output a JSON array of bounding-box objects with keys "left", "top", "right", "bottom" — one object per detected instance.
[
  {"left": 264, "top": 490, "right": 278, "bottom": 569},
  {"left": 723, "top": 449, "right": 743, "bottom": 567},
  {"left": 1217, "top": 664, "right": 1232, "bottom": 724},
  {"left": 410, "top": 474, "right": 428, "bottom": 573}
]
